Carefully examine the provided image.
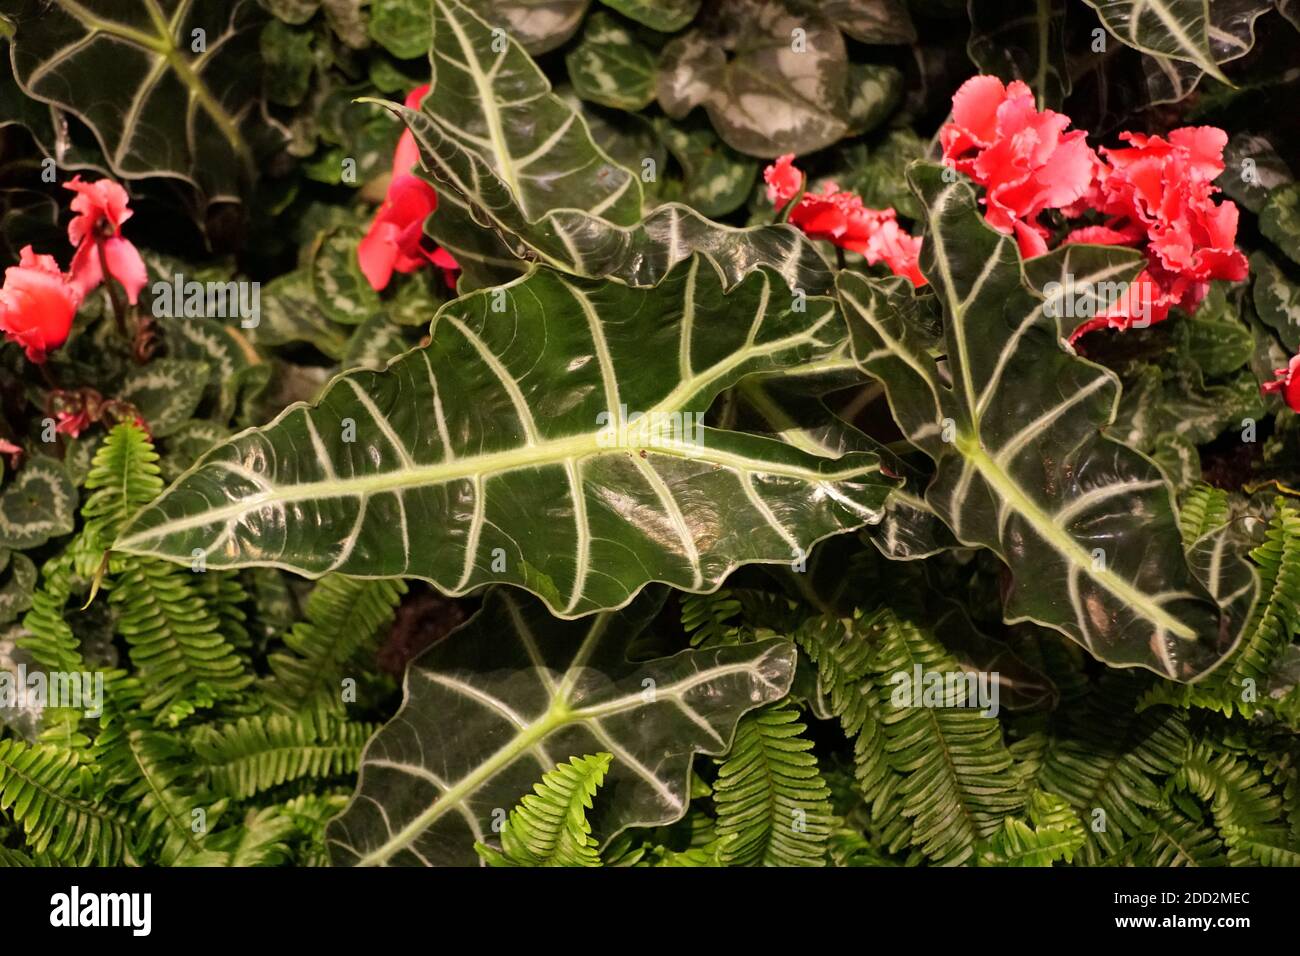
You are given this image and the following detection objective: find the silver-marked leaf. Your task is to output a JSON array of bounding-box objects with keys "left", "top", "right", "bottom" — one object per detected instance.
[
  {"left": 1260, "top": 182, "right": 1300, "bottom": 267},
  {"left": 166, "top": 318, "right": 267, "bottom": 424},
  {"left": 8, "top": 0, "right": 273, "bottom": 204},
  {"left": 160, "top": 420, "right": 232, "bottom": 484},
  {"left": 566, "top": 11, "right": 657, "bottom": 112},
  {"left": 656, "top": 118, "right": 757, "bottom": 218},
  {"left": 401, "top": 0, "right": 833, "bottom": 291},
  {"left": 0, "top": 550, "right": 36, "bottom": 625},
  {"left": 463, "top": 0, "right": 590, "bottom": 54},
  {"left": 655, "top": 29, "right": 723, "bottom": 119},
  {"left": 118, "top": 360, "right": 211, "bottom": 439},
  {"left": 845, "top": 63, "right": 902, "bottom": 135},
  {"left": 600, "top": 0, "right": 700, "bottom": 32},
  {"left": 0, "top": 458, "right": 77, "bottom": 550},
  {"left": 252, "top": 270, "right": 350, "bottom": 359},
  {"left": 310, "top": 225, "right": 381, "bottom": 325},
  {"left": 967, "top": 0, "right": 1069, "bottom": 108},
  {"left": 1252, "top": 251, "right": 1300, "bottom": 351},
  {"left": 659, "top": 2, "right": 852, "bottom": 158},
  {"left": 327, "top": 587, "right": 795, "bottom": 866},
  {"left": 842, "top": 164, "right": 1255, "bottom": 680},
  {"left": 341, "top": 314, "right": 413, "bottom": 370},
  {"left": 816, "top": 0, "right": 916, "bottom": 43},
  {"left": 1081, "top": 0, "right": 1270, "bottom": 85},
  {"left": 258, "top": 0, "right": 320, "bottom": 24},
  {"left": 1220, "top": 133, "right": 1293, "bottom": 215},
  {"left": 369, "top": 0, "right": 435, "bottom": 59},
  {"left": 117, "top": 255, "right": 893, "bottom": 617}
]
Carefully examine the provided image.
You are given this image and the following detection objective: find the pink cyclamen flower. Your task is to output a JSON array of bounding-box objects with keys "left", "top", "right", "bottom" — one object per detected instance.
[
  {"left": 358, "top": 84, "right": 460, "bottom": 291},
  {"left": 0, "top": 438, "right": 22, "bottom": 470},
  {"left": 940, "top": 76, "right": 1098, "bottom": 259},
  {"left": 1065, "top": 127, "right": 1248, "bottom": 338},
  {"left": 64, "top": 176, "right": 148, "bottom": 304},
  {"left": 0, "top": 246, "right": 83, "bottom": 363},
  {"left": 764, "top": 154, "right": 925, "bottom": 286},
  {"left": 1263, "top": 353, "right": 1300, "bottom": 413}
]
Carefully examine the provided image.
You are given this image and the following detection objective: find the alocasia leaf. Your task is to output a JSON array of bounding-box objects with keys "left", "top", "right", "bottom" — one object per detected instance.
[
  {"left": 8, "top": 0, "right": 275, "bottom": 203},
  {"left": 395, "top": 0, "right": 834, "bottom": 293},
  {"left": 1081, "top": 0, "right": 1270, "bottom": 85},
  {"left": 0, "top": 458, "right": 77, "bottom": 550},
  {"left": 566, "top": 11, "right": 657, "bottom": 112},
  {"left": 326, "top": 587, "right": 796, "bottom": 866},
  {"left": 116, "top": 255, "right": 893, "bottom": 617},
  {"left": 841, "top": 164, "right": 1255, "bottom": 680}
]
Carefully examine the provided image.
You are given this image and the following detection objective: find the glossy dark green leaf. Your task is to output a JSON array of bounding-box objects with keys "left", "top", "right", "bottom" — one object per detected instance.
[
  {"left": 967, "top": 0, "right": 1069, "bottom": 108},
  {"left": 842, "top": 164, "right": 1256, "bottom": 680},
  {"left": 327, "top": 587, "right": 796, "bottom": 865},
  {"left": 8, "top": 0, "right": 273, "bottom": 203},
  {"left": 117, "top": 255, "right": 893, "bottom": 616}
]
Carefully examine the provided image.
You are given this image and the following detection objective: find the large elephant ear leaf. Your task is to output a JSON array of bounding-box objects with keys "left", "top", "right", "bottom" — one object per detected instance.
[
  {"left": 1080, "top": 0, "right": 1269, "bottom": 86},
  {"left": 7, "top": 0, "right": 272, "bottom": 203},
  {"left": 326, "top": 587, "right": 796, "bottom": 866},
  {"left": 841, "top": 163, "right": 1255, "bottom": 681},
  {"left": 116, "top": 254, "right": 893, "bottom": 617},
  {"left": 395, "top": 0, "right": 833, "bottom": 293}
]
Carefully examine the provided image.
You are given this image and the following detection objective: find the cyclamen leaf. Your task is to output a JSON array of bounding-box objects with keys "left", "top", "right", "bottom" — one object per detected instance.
[
  {"left": 566, "top": 11, "right": 657, "bottom": 112},
  {"left": 0, "top": 458, "right": 78, "bottom": 550},
  {"left": 8, "top": 0, "right": 272, "bottom": 203},
  {"left": 399, "top": 0, "right": 833, "bottom": 293},
  {"left": 816, "top": 0, "right": 916, "bottom": 44},
  {"left": 463, "top": 0, "right": 590, "bottom": 54},
  {"left": 327, "top": 588, "right": 796, "bottom": 866},
  {"left": 118, "top": 359, "right": 211, "bottom": 438},
  {"left": 600, "top": 0, "right": 700, "bottom": 32},
  {"left": 1260, "top": 183, "right": 1300, "bottom": 267},
  {"left": 1252, "top": 252, "right": 1300, "bottom": 351},
  {"left": 842, "top": 164, "right": 1254, "bottom": 680},
  {"left": 116, "top": 255, "right": 892, "bottom": 617}
]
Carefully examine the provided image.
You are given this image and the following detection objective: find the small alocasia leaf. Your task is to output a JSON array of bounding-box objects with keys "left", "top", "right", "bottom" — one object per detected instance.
[
  {"left": 1252, "top": 251, "right": 1300, "bottom": 351},
  {"left": 842, "top": 164, "right": 1255, "bottom": 681},
  {"left": 1260, "top": 182, "right": 1300, "bottom": 267},
  {"left": 0, "top": 458, "right": 77, "bottom": 550},
  {"left": 116, "top": 255, "right": 892, "bottom": 617},
  {"left": 397, "top": 0, "right": 834, "bottom": 293},
  {"left": 462, "top": 0, "right": 591, "bottom": 54},
  {"left": 967, "top": 0, "right": 1069, "bottom": 109},
  {"left": 118, "top": 359, "right": 211, "bottom": 438},
  {"left": 327, "top": 587, "right": 796, "bottom": 866},
  {"left": 566, "top": 11, "right": 657, "bottom": 112},
  {"left": 600, "top": 0, "right": 700, "bottom": 32},
  {"left": 8, "top": 0, "right": 274, "bottom": 203},
  {"left": 1081, "top": 0, "right": 1270, "bottom": 86}
]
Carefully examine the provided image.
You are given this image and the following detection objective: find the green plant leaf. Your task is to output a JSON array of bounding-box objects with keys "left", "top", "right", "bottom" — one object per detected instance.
[
  {"left": 656, "top": 3, "right": 851, "bottom": 158},
  {"left": 655, "top": 118, "right": 757, "bottom": 219},
  {"left": 600, "top": 0, "right": 699, "bottom": 32},
  {"left": 327, "top": 588, "right": 796, "bottom": 866},
  {"left": 841, "top": 164, "right": 1255, "bottom": 680},
  {"left": 1252, "top": 251, "right": 1300, "bottom": 351},
  {"left": 0, "top": 457, "right": 78, "bottom": 550},
  {"left": 369, "top": 0, "right": 434, "bottom": 58},
  {"left": 463, "top": 0, "right": 591, "bottom": 54},
  {"left": 118, "top": 359, "right": 211, "bottom": 438},
  {"left": 566, "top": 11, "right": 657, "bottom": 112},
  {"left": 117, "top": 256, "right": 891, "bottom": 615},
  {"left": 396, "top": 0, "right": 832, "bottom": 293},
  {"left": 1081, "top": 0, "right": 1270, "bottom": 86},
  {"left": 814, "top": 0, "right": 916, "bottom": 43},
  {"left": 967, "top": 0, "right": 1069, "bottom": 108},
  {"left": 8, "top": 0, "right": 273, "bottom": 203},
  {"left": 476, "top": 753, "right": 612, "bottom": 866},
  {"left": 1260, "top": 182, "right": 1300, "bottom": 267}
]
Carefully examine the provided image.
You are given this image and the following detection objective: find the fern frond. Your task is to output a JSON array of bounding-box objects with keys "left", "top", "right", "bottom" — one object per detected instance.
[
  {"left": 475, "top": 753, "right": 612, "bottom": 867},
  {"left": 195, "top": 573, "right": 253, "bottom": 652},
  {"left": 1178, "top": 482, "right": 1231, "bottom": 545},
  {"left": 190, "top": 712, "right": 376, "bottom": 800},
  {"left": 264, "top": 574, "right": 406, "bottom": 711},
  {"left": 204, "top": 807, "right": 296, "bottom": 867},
  {"left": 1174, "top": 742, "right": 1299, "bottom": 866},
  {"left": 92, "top": 684, "right": 228, "bottom": 865},
  {"left": 81, "top": 423, "right": 163, "bottom": 550},
  {"left": 1131, "top": 807, "right": 1227, "bottom": 866},
  {"left": 18, "top": 551, "right": 83, "bottom": 673},
  {"left": 110, "top": 558, "right": 253, "bottom": 719},
  {"left": 869, "top": 609, "right": 1024, "bottom": 866},
  {"left": 0, "top": 738, "right": 132, "bottom": 865},
  {"left": 977, "top": 790, "right": 1085, "bottom": 867},
  {"left": 713, "top": 703, "right": 833, "bottom": 866},
  {"left": 1040, "top": 673, "right": 1188, "bottom": 863},
  {"left": 680, "top": 589, "right": 743, "bottom": 647}
]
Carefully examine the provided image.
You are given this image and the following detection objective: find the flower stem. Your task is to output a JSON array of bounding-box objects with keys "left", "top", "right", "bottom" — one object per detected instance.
[{"left": 97, "top": 243, "right": 131, "bottom": 338}]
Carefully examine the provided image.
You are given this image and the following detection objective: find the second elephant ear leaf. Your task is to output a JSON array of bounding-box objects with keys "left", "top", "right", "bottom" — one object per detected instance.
[
  {"left": 841, "top": 163, "right": 1256, "bottom": 681},
  {"left": 327, "top": 587, "right": 796, "bottom": 866},
  {"left": 392, "top": 0, "right": 832, "bottom": 293},
  {"left": 116, "top": 254, "right": 893, "bottom": 617}
]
